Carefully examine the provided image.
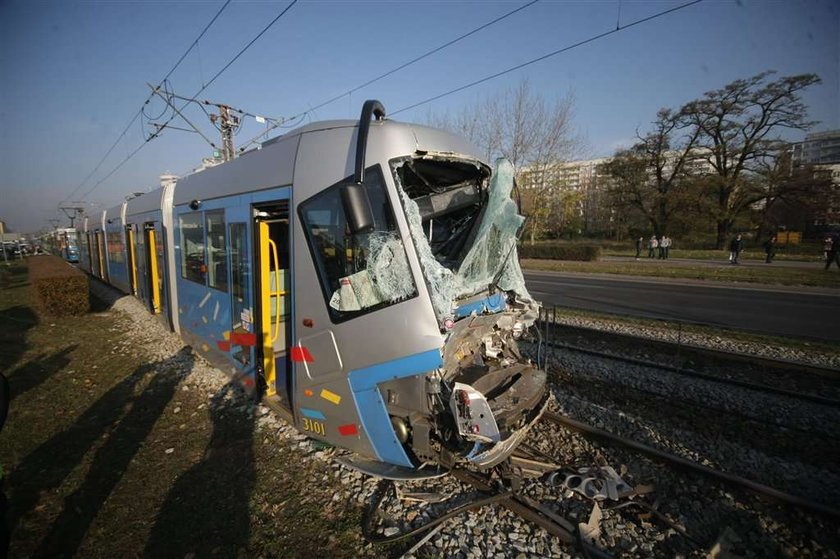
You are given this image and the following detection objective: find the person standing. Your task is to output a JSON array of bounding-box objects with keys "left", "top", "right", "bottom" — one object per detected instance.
[
  {"left": 635, "top": 236, "right": 643, "bottom": 260},
  {"left": 649, "top": 236, "right": 658, "bottom": 258},
  {"left": 824, "top": 235, "right": 835, "bottom": 265},
  {"left": 763, "top": 236, "right": 776, "bottom": 263},
  {"left": 661, "top": 235, "right": 671, "bottom": 259},
  {"left": 729, "top": 234, "right": 743, "bottom": 264},
  {"left": 825, "top": 233, "right": 840, "bottom": 270}
]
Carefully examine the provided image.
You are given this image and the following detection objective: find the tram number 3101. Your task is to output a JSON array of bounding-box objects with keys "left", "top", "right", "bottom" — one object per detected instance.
[{"left": 302, "top": 417, "right": 326, "bottom": 436}]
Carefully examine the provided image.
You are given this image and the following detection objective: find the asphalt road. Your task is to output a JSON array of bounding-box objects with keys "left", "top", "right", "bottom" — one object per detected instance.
[{"left": 524, "top": 270, "right": 840, "bottom": 343}]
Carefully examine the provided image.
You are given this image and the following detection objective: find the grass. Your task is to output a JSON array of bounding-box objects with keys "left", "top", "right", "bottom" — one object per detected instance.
[
  {"left": 527, "top": 238, "right": 825, "bottom": 260},
  {"left": 0, "top": 261, "right": 374, "bottom": 558},
  {"left": 521, "top": 258, "right": 840, "bottom": 288},
  {"left": 600, "top": 248, "right": 824, "bottom": 262}
]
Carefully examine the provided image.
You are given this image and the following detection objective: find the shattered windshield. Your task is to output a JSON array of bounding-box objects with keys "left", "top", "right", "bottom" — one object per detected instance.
[
  {"left": 299, "top": 165, "right": 417, "bottom": 322},
  {"left": 392, "top": 156, "right": 531, "bottom": 321}
]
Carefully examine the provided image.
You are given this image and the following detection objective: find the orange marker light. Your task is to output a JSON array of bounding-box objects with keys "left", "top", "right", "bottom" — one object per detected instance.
[{"left": 304, "top": 389, "right": 314, "bottom": 397}]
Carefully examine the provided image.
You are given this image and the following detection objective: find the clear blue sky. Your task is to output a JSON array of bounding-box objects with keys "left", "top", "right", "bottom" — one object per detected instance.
[{"left": 1, "top": 0, "right": 837, "bottom": 233}]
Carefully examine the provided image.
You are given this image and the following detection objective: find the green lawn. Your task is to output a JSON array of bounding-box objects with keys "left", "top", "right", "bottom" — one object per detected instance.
[
  {"left": 521, "top": 258, "right": 840, "bottom": 288},
  {"left": 601, "top": 248, "right": 823, "bottom": 262}
]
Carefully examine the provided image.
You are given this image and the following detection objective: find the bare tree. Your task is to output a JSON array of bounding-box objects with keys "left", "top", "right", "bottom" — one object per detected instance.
[
  {"left": 602, "top": 108, "right": 701, "bottom": 237},
  {"left": 682, "top": 71, "right": 821, "bottom": 248},
  {"left": 428, "top": 80, "right": 581, "bottom": 242}
]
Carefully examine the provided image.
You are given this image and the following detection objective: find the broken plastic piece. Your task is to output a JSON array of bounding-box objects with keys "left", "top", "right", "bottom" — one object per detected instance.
[{"left": 578, "top": 502, "right": 603, "bottom": 545}]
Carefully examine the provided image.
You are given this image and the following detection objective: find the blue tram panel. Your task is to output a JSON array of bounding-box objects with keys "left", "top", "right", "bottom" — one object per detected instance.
[{"left": 76, "top": 100, "right": 548, "bottom": 480}]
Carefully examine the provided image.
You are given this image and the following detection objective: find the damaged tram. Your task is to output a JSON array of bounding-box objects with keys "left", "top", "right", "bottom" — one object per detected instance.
[{"left": 79, "top": 100, "right": 548, "bottom": 479}]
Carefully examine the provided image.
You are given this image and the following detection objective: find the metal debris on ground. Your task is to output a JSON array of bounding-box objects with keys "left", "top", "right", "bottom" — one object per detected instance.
[{"left": 547, "top": 465, "right": 635, "bottom": 501}]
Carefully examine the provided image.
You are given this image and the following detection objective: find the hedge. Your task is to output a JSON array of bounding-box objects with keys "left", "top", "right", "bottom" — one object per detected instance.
[
  {"left": 518, "top": 243, "right": 601, "bottom": 261},
  {"left": 27, "top": 255, "right": 90, "bottom": 316}
]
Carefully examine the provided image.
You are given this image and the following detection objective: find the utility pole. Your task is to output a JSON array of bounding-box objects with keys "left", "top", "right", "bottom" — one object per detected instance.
[
  {"left": 146, "top": 86, "right": 265, "bottom": 163},
  {"left": 210, "top": 105, "right": 239, "bottom": 161},
  {"left": 59, "top": 202, "right": 86, "bottom": 228}
]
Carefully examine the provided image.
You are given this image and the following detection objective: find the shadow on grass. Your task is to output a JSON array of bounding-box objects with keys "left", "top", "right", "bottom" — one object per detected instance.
[
  {"left": 7, "top": 345, "right": 77, "bottom": 403},
  {"left": 144, "top": 382, "right": 256, "bottom": 557},
  {"left": 8, "top": 347, "right": 193, "bottom": 557},
  {"left": 0, "top": 306, "right": 38, "bottom": 374}
]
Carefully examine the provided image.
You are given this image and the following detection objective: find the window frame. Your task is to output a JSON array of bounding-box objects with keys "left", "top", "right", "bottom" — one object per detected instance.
[
  {"left": 179, "top": 211, "right": 206, "bottom": 285},
  {"left": 179, "top": 209, "right": 229, "bottom": 292},
  {"left": 297, "top": 164, "right": 418, "bottom": 324},
  {"left": 204, "top": 210, "right": 229, "bottom": 293}
]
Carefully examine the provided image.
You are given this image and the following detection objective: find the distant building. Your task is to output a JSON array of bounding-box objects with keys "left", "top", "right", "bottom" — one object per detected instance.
[
  {"left": 808, "top": 163, "right": 840, "bottom": 231},
  {"left": 518, "top": 152, "right": 714, "bottom": 237},
  {"left": 792, "top": 130, "right": 840, "bottom": 165},
  {"left": 789, "top": 131, "right": 840, "bottom": 232}
]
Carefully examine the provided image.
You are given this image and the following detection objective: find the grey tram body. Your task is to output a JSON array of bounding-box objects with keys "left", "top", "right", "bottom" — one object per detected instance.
[{"left": 80, "top": 102, "right": 547, "bottom": 478}]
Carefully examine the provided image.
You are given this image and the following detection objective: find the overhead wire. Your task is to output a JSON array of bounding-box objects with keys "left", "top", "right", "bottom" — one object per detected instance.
[
  {"left": 78, "top": 0, "right": 702, "bottom": 201},
  {"left": 391, "top": 0, "right": 704, "bottom": 116},
  {"left": 293, "top": 0, "right": 540, "bottom": 119},
  {"left": 79, "top": 0, "right": 299, "bottom": 202},
  {"left": 65, "top": 0, "right": 232, "bottom": 204},
  {"left": 150, "top": 0, "right": 299, "bottom": 138},
  {"left": 235, "top": 1, "right": 540, "bottom": 153}
]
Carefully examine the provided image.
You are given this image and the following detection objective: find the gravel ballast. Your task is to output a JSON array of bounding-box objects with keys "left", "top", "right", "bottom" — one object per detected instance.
[{"left": 89, "top": 281, "right": 840, "bottom": 558}]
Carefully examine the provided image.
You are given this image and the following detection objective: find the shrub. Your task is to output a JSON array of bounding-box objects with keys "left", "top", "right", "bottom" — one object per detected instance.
[
  {"left": 519, "top": 243, "right": 601, "bottom": 261},
  {"left": 27, "top": 255, "right": 89, "bottom": 316}
]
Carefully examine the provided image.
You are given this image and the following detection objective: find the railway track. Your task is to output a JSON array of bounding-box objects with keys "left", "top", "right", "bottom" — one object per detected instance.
[
  {"left": 362, "top": 315, "right": 840, "bottom": 557},
  {"left": 537, "top": 315, "right": 840, "bottom": 401},
  {"left": 548, "top": 338, "right": 840, "bottom": 408},
  {"left": 362, "top": 401, "right": 840, "bottom": 558}
]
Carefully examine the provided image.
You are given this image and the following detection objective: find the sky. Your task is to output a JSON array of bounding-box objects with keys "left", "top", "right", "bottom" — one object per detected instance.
[{"left": 0, "top": 0, "right": 837, "bottom": 234}]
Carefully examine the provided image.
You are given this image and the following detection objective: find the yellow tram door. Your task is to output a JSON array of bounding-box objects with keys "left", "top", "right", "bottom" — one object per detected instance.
[
  {"left": 143, "top": 223, "right": 161, "bottom": 314},
  {"left": 255, "top": 208, "right": 292, "bottom": 413}
]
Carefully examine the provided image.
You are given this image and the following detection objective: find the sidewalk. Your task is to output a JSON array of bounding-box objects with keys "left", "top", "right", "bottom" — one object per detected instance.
[{"left": 602, "top": 255, "right": 825, "bottom": 270}]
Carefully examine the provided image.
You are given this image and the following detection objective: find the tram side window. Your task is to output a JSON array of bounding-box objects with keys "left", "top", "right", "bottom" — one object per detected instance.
[
  {"left": 180, "top": 212, "right": 205, "bottom": 284},
  {"left": 206, "top": 211, "right": 228, "bottom": 292},
  {"left": 107, "top": 228, "right": 125, "bottom": 264},
  {"left": 299, "top": 165, "right": 417, "bottom": 322}
]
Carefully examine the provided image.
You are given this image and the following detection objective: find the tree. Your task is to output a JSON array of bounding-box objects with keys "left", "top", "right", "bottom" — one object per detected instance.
[
  {"left": 428, "top": 80, "right": 581, "bottom": 243},
  {"left": 754, "top": 149, "right": 834, "bottom": 238},
  {"left": 602, "top": 108, "right": 701, "bottom": 237},
  {"left": 681, "top": 72, "right": 821, "bottom": 248}
]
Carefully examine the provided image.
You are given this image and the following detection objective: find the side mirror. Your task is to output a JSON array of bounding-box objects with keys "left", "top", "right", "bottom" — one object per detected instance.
[{"left": 340, "top": 183, "right": 375, "bottom": 235}]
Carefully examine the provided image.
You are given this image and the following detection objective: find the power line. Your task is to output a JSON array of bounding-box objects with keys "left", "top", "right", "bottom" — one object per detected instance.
[
  {"left": 152, "top": 0, "right": 300, "bottom": 136},
  {"left": 164, "top": 91, "right": 284, "bottom": 125},
  {"left": 79, "top": 141, "right": 149, "bottom": 201},
  {"left": 64, "top": 108, "right": 144, "bottom": 204},
  {"left": 293, "top": 0, "right": 540, "bottom": 119},
  {"left": 202, "top": 0, "right": 298, "bottom": 94},
  {"left": 391, "top": 0, "right": 704, "bottom": 116},
  {"left": 235, "top": 0, "right": 540, "bottom": 154},
  {"left": 79, "top": 0, "right": 299, "bottom": 202},
  {"left": 65, "top": 0, "right": 232, "bottom": 204},
  {"left": 161, "top": 0, "right": 232, "bottom": 85}
]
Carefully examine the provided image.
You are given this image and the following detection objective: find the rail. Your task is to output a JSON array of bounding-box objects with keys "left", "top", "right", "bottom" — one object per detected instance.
[{"left": 543, "top": 411, "right": 840, "bottom": 520}]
